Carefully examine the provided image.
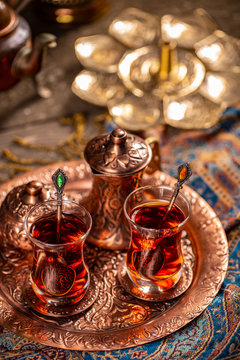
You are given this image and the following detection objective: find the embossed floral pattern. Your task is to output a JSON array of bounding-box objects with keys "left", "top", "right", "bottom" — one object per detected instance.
[{"left": 0, "top": 160, "right": 228, "bottom": 352}]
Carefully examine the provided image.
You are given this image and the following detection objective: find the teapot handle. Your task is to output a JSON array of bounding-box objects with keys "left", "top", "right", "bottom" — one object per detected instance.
[{"left": 145, "top": 137, "right": 161, "bottom": 174}]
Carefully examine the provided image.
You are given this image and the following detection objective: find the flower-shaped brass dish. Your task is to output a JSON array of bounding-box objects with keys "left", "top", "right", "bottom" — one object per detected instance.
[
  {"left": 72, "top": 7, "right": 240, "bottom": 131},
  {"left": 0, "top": 160, "right": 228, "bottom": 350},
  {"left": 117, "top": 45, "right": 205, "bottom": 98}
]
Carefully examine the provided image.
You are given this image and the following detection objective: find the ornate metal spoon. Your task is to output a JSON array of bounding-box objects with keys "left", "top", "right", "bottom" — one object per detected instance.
[
  {"left": 52, "top": 168, "right": 68, "bottom": 239},
  {"left": 161, "top": 162, "right": 192, "bottom": 224}
]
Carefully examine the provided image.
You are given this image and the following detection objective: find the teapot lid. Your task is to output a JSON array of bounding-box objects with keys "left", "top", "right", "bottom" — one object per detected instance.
[
  {"left": 0, "top": 0, "right": 18, "bottom": 38},
  {"left": 1, "top": 180, "right": 48, "bottom": 222},
  {"left": 84, "top": 128, "right": 151, "bottom": 175}
]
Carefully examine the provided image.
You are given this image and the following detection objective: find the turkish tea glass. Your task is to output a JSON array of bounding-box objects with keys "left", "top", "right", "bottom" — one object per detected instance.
[
  {"left": 25, "top": 200, "right": 92, "bottom": 307},
  {"left": 124, "top": 185, "right": 191, "bottom": 296}
]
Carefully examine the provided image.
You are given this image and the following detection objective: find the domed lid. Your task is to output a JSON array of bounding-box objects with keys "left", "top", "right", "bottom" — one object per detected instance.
[
  {"left": 0, "top": 0, "right": 18, "bottom": 38},
  {"left": 0, "top": 181, "right": 49, "bottom": 221},
  {"left": 84, "top": 128, "right": 151, "bottom": 175}
]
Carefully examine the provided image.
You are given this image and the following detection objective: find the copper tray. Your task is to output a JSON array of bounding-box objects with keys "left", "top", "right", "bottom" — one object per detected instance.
[{"left": 0, "top": 160, "right": 228, "bottom": 351}]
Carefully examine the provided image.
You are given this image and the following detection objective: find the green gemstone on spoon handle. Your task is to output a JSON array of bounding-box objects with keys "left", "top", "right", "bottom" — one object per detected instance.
[
  {"left": 52, "top": 169, "right": 68, "bottom": 242},
  {"left": 161, "top": 162, "right": 192, "bottom": 224},
  {"left": 52, "top": 169, "right": 68, "bottom": 192},
  {"left": 56, "top": 173, "right": 64, "bottom": 188}
]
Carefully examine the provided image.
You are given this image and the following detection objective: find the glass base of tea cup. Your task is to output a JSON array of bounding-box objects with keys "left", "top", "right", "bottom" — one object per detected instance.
[
  {"left": 118, "top": 258, "right": 193, "bottom": 302},
  {"left": 30, "top": 272, "right": 90, "bottom": 307},
  {"left": 24, "top": 274, "right": 99, "bottom": 317},
  {"left": 128, "top": 267, "right": 182, "bottom": 292}
]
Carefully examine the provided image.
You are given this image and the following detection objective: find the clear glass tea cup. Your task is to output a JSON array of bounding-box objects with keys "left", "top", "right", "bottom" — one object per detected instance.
[
  {"left": 24, "top": 199, "right": 92, "bottom": 308},
  {"left": 123, "top": 185, "right": 191, "bottom": 297}
]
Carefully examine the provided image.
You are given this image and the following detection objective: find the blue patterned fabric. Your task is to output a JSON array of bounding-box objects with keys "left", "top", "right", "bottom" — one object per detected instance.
[
  {"left": 160, "top": 107, "right": 240, "bottom": 231},
  {"left": 0, "top": 109, "right": 239, "bottom": 359}
]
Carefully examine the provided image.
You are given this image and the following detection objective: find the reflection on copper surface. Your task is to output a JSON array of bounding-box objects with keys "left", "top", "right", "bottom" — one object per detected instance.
[
  {"left": 83, "top": 129, "right": 152, "bottom": 249},
  {"left": 0, "top": 160, "right": 228, "bottom": 350}
]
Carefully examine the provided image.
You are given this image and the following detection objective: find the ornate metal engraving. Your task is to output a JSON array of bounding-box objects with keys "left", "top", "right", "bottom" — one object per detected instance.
[
  {"left": 84, "top": 129, "right": 152, "bottom": 249},
  {"left": 84, "top": 128, "right": 151, "bottom": 175},
  {"left": 0, "top": 181, "right": 51, "bottom": 250},
  {"left": 0, "top": 160, "right": 228, "bottom": 351}
]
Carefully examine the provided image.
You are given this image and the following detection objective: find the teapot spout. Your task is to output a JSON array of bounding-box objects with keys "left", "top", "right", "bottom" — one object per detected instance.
[
  {"left": 11, "top": 32, "right": 57, "bottom": 97},
  {"left": 12, "top": 32, "right": 56, "bottom": 78}
]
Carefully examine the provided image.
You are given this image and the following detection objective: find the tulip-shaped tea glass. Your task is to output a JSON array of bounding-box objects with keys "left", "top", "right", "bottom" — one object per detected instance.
[
  {"left": 123, "top": 185, "right": 191, "bottom": 300},
  {"left": 25, "top": 199, "right": 92, "bottom": 313}
]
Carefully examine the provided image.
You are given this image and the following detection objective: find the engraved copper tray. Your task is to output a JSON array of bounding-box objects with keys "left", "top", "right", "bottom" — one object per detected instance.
[{"left": 0, "top": 160, "right": 228, "bottom": 351}]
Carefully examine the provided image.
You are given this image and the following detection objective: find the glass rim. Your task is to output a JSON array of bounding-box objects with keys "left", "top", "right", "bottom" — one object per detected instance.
[
  {"left": 24, "top": 199, "right": 92, "bottom": 248},
  {"left": 124, "top": 185, "right": 191, "bottom": 233}
]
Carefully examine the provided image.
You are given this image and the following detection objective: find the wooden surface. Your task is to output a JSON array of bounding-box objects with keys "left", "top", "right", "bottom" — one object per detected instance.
[{"left": 0, "top": 0, "right": 239, "bottom": 181}]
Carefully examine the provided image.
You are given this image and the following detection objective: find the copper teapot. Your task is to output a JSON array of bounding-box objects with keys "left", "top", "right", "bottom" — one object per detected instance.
[
  {"left": 0, "top": 0, "right": 56, "bottom": 95},
  {"left": 84, "top": 128, "right": 157, "bottom": 250}
]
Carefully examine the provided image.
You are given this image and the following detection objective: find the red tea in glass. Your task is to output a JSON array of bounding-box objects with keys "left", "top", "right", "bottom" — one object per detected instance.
[
  {"left": 124, "top": 186, "right": 190, "bottom": 295},
  {"left": 25, "top": 200, "right": 92, "bottom": 307},
  {"left": 127, "top": 202, "right": 184, "bottom": 286}
]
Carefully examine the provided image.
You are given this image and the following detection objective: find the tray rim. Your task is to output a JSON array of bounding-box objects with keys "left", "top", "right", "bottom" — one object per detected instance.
[{"left": 0, "top": 160, "right": 229, "bottom": 351}]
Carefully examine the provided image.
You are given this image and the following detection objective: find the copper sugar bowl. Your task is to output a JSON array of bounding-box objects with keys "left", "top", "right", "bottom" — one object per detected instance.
[
  {"left": 84, "top": 128, "right": 152, "bottom": 250},
  {"left": 0, "top": 181, "right": 50, "bottom": 250}
]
